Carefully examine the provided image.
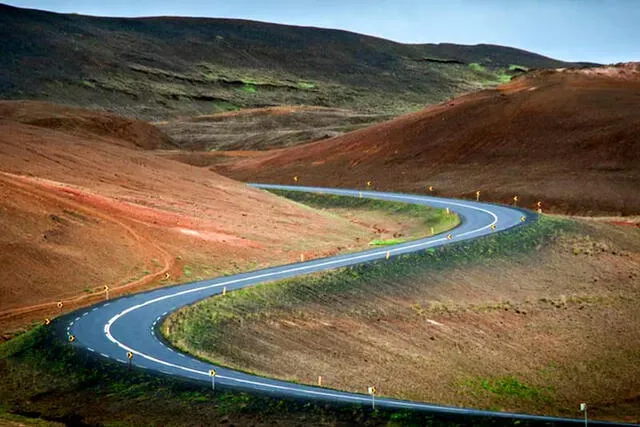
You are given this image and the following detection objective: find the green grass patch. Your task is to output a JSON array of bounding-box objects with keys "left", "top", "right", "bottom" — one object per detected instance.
[
  {"left": 266, "top": 189, "right": 459, "bottom": 233},
  {"left": 182, "top": 265, "right": 193, "bottom": 278},
  {"left": 296, "top": 81, "right": 316, "bottom": 89},
  {"left": 463, "top": 376, "right": 553, "bottom": 403},
  {"left": 468, "top": 62, "right": 486, "bottom": 73},
  {"left": 496, "top": 71, "right": 513, "bottom": 83},
  {"left": 240, "top": 83, "right": 257, "bottom": 93},
  {"left": 369, "top": 238, "right": 407, "bottom": 246}
]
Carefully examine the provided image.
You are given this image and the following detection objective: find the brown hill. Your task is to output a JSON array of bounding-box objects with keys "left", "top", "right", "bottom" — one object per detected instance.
[
  {"left": 0, "top": 101, "right": 176, "bottom": 150},
  {"left": 0, "top": 101, "right": 372, "bottom": 334},
  {"left": 219, "top": 64, "right": 640, "bottom": 215}
]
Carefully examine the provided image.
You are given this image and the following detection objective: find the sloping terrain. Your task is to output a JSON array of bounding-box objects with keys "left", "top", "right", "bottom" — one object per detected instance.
[
  {"left": 166, "top": 216, "right": 640, "bottom": 422},
  {"left": 219, "top": 64, "right": 640, "bottom": 215},
  {"left": 0, "top": 4, "right": 593, "bottom": 119},
  {"left": 156, "top": 106, "right": 391, "bottom": 153},
  {"left": 0, "top": 101, "right": 379, "bottom": 334}
]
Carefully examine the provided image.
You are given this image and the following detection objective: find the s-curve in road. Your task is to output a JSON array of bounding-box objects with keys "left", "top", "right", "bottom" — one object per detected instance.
[{"left": 64, "top": 185, "right": 631, "bottom": 426}]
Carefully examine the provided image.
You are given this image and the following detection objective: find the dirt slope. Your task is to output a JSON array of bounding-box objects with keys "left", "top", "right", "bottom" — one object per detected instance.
[
  {"left": 219, "top": 64, "right": 640, "bottom": 215},
  {"left": 156, "top": 106, "right": 390, "bottom": 152},
  {"left": 0, "top": 101, "right": 373, "bottom": 334}
]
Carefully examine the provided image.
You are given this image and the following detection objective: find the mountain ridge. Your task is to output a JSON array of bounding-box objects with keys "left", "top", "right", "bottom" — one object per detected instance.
[{"left": 0, "top": 3, "right": 596, "bottom": 119}]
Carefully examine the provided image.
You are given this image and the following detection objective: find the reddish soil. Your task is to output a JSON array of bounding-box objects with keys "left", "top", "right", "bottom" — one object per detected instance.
[
  {"left": 0, "top": 101, "right": 370, "bottom": 335},
  {"left": 218, "top": 64, "right": 640, "bottom": 215}
]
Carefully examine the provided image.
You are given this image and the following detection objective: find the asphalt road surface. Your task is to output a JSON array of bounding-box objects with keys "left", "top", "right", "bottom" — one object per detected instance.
[{"left": 64, "top": 185, "right": 631, "bottom": 425}]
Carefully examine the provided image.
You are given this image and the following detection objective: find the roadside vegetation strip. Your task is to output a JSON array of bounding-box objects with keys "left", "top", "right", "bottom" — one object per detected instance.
[
  {"left": 0, "top": 326, "right": 539, "bottom": 426},
  {"left": 266, "top": 188, "right": 461, "bottom": 239},
  {"left": 163, "top": 215, "right": 572, "bottom": 372}
]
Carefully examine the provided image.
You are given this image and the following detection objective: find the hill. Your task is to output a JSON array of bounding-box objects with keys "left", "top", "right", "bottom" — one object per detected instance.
[
  {"left": 217, "top": 64, "right": 640, "bottom": 215},
  {"left": 0, "top": 101, "right": 379, "bottom": 334},
  {"left": 155, "top": 106, "right": 392, "bottom": 153},
  {"left": 0, "top": 3, "right": 594, "bottom": 119}
]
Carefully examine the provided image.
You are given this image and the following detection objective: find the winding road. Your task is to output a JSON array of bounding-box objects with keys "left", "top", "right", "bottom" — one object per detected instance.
[{"left": 64, "top": 185, "right": 628, "bottom": 425}]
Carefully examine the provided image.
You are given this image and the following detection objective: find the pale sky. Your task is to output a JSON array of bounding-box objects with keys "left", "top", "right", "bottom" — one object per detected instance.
[{"left": 5, "top": 0, "right": 640, "bottom": 63}]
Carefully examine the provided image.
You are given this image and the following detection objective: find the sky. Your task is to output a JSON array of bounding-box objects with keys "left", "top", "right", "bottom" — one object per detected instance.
[{"left": 5, "top": 0, "right": 640, "bottom": 63}]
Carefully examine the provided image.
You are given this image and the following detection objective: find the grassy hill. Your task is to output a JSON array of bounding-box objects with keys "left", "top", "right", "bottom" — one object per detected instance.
[{"left": 0, "top": 3, "right": 594, "bottom": 119}]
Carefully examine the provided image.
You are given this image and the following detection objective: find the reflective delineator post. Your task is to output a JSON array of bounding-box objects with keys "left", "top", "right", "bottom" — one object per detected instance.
[
  {"left": 367, "top": 386, "right": 377, "bottom": 410},
  {"left": 580, "top": 403, "right": 588, "bottom": 427},
  {"left": 209, "top": 369, "right": 217, "bottom": 391}
]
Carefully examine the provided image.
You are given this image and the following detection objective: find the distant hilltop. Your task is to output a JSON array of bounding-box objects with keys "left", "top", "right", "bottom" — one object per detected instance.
[{"left": 0, "top": 3, "right": 597, "bottom": 119}]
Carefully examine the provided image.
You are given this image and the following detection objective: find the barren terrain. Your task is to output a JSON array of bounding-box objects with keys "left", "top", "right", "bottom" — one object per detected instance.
[
  {"left": 215, "top": 64, "right": 640, "bottom": 216},
  {"left": 156, "top": 106, "right": 390, "bottom": 153},
  {"left": 0, "top": 101, "right": 403, "bottom": 335}
]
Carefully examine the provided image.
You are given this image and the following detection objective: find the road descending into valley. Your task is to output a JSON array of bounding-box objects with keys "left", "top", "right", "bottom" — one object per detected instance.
[{"left": 63, "top": 185, "right": 630, "bottom": 425}]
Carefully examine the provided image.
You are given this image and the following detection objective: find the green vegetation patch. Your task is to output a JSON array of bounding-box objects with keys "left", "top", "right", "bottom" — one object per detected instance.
[
  {"left": 296, "top": 81, "right": 316, "bottom": 89},
  {"left": 463, "top": 375, "right": 554, "bottom": 404},
  {"left": 468, "top": 62, "right": 486, "bottom": 73},
  {"left": 509, "top": 64, "right": 530, "bottom": 71},
  {"left": 496, "top": 71, "right": 513, "bottom": 83},
  {"left": 369, "top": 238, "right": 407, "bottom": 246},
  {"left": 267, "top": 189, "right": 459, "bottom": 233},
  {"left": 240, "top": 83, "right": 257, "bottom": 93}
]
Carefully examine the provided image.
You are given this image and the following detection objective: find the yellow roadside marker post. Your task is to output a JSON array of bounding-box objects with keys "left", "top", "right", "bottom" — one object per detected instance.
[
  {"left": 513, "top": 195, "right": 519, "bottom": 207},
  {"left": 209, "top": 369, "right": 217, "bottom": 391},
  {"left": 367, "top": 386, "right": 377, "bottom": 410},
  {"left": 366, "top": 181, "right": 372, "bottom": 188},
  {"left": 293, "top": 176, "right": 299, "bottom": 183},
  {"left": 430, "top": 226, "right": 435, "bottom": 236},
  {"left": 222, "top": 286, "right": 227, "bottom": 296},
  {"left": 127, "top": 351, "right": 134, "bottom": 370},
  {"left": 68, "top": 335, "right": 75, "bottom": 343},
  {"left": 428, "top": 185, "right": 434, "bottom": 193},
  {"left": 385, "top": 251, "right": 390, "bottom": 260},
  {"left": 104, "top": 285, "right": 110, "bottom": 300},
  {"left": 476, "top": 191, "right": 481, "bottom": 201},
  {"left": 318, "top": 376, "right": 323, "bottom": 386},
  {"left": 537, "top": 201, "right": 543, "bottom": 214},
  {"left": 300, "top": 253, "right": 305, "bottom": 262},
  {"left": 447, "top": 234, "right": 453, "bottom": 240},
  {"left": 491, "top": 224, "right": 497, "bottom": 231},
  {"left": 445, "top": 207, "right": 450, "bottom": 215},
  {"left": 580, "top": 403, "right": 588, "bottom": 426},
  {"left": 359, "top": 192, "right": 363, "bottom": 198},
  {"left": 520, "top": 216, "right": 527, "bottom": 222},
  {"left": 57, "top": 301, "right": 63, "bottom": 312},
  {"left": 44, "top": 318, "right": 51, "bottom": 326}
]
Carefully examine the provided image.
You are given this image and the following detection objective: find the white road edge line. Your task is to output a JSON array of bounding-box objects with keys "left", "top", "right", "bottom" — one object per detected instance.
[{"left": 102, "top": 189, "right": 501, "bottom": 406}]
